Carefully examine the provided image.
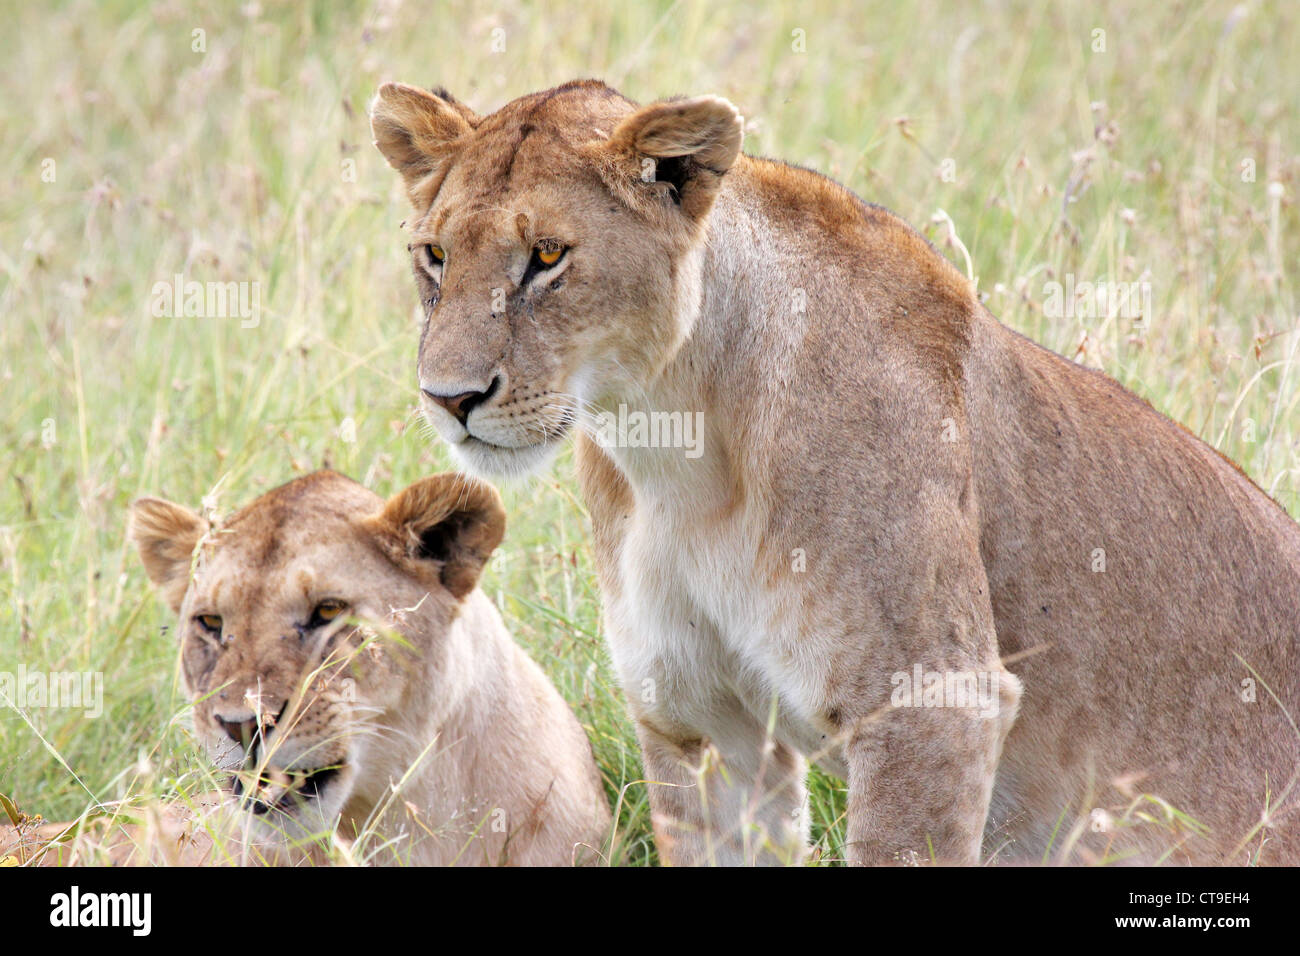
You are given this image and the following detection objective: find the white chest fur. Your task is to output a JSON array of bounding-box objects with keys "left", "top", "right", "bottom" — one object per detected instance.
[{"left": 601, "top": 474, "right": 847, "bottom": 777}]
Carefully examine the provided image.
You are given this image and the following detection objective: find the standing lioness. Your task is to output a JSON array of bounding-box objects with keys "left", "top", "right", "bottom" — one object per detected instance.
[{"left": 371, "top": 80, "right": 1300, "bottom": 865}]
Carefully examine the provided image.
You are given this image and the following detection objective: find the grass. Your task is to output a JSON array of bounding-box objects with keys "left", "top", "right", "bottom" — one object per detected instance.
[{"left": 0, "top": 0, "right": 1296, "bottom": 865}]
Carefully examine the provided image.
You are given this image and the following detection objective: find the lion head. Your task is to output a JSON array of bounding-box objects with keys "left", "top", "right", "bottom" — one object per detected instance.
[
  {"left": 128, "top": 470, "right": 504, "bottom": 845},
  {"left": 369, "top": 80, "right": 743, "bottom": 478}
]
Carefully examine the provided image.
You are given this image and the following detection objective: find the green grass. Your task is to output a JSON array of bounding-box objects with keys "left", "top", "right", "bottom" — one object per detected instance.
[{"left": 0, "top": 0, "right": 1296, "bottom": 864}]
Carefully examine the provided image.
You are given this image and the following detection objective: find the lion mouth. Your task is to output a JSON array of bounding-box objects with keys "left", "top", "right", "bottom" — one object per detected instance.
[
  {"left": 232, "top": 765, "right": 344, "bottom": 815},
  {"left": 462, "top": 422, "right": 572, "bottom": 451}
]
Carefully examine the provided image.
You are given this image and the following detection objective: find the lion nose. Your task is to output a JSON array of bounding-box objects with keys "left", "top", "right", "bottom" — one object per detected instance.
[
  {"left": 216, "top": 715, "right": 263, "bottom": 748},
  {"left": 214, "top": 701, "right": 286, "bottom": 748},
  {"left": 422, "top": 376, "right": 500, "bottom": 426}
]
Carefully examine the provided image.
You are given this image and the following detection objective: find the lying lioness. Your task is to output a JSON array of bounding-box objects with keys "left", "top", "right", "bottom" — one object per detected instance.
[
  {"left": 371, "top": 80, "right": 1300, "bottom": 865},
  {"left": 7, "top": 470, "right": 610, "bottom": 866}
]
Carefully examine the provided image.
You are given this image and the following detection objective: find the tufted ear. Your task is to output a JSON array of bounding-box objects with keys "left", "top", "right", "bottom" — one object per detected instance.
[
  {"left": 129, "top": 497, "right": 208, "bottom": 614},
  {"left": 363, "top": 474, "right": 506, "bottom": 600},
  {"left": 370, "top": 82, "right": 478, "bottom": 202},
  {"left": 591, "top": 95, "right": 743, "bottom": 222}
]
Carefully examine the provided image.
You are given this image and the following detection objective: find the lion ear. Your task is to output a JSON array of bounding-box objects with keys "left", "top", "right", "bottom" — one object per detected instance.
[
  {"left": 370, "top": 83, "right": 477, "bottom": 201},
  {"left": 593, "top": 95, "right": 744, "bottom": 221},
  {"left": 363, "top": 474, "right": 506, "bottom": 600},
  {"left": 129, "top": 497, "right": 208, "bottom": 614}
]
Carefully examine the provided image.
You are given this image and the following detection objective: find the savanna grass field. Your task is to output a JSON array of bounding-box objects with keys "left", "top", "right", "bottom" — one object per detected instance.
[{"left": 1, "top": 0, "right": 1297, "bottom": 867}]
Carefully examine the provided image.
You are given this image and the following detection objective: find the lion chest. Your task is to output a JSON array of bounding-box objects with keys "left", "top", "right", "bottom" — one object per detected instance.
[{"left": 604, "top": 492, "right": 841, "bottom": 766}]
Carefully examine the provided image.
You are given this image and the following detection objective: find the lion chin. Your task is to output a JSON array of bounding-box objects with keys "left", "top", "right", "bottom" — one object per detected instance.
[{"left": 447, "top": 433, "right": 566, "bottom": 480}]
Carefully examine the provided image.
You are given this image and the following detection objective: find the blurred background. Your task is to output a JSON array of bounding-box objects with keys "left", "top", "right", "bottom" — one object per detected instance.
[{"left": 0, "top": 0, "right": 1296, "bottom": 864}]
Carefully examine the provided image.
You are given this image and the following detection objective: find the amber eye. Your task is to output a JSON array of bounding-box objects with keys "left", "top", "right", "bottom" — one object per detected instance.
[
  {"left": 309, "top": 600, "right": 348, "bottom": 628},
  {"left": 425, "top": 244, "right": 445, "bottom": 265},
  {"left": 197, "top": 614, "right": 222, "bottom": 634},
  {"left": 534, "top": 246, "right": 564, "bottom": 267}
]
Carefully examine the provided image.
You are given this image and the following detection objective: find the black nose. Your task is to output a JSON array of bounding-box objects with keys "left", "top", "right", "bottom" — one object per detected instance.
[
  {"left": 216, "top": 715, "right": 263, "bottom": 748},
  {"left": 422, "top": 376, "right": 499, "bottom": 426}
]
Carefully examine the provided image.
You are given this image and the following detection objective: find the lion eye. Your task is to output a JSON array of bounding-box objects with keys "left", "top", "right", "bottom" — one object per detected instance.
[
  {"left": 425, "top": 244, "right": 445, "bottom": 265},
  {"left": 309, "top": 601, "right": 348, "bottom": 628},
  {"left": 197, "top": 614, "right": 222, "bottom": 634},
  {"left": 533, "top": 245, "right": 565, "bottom": 268}
]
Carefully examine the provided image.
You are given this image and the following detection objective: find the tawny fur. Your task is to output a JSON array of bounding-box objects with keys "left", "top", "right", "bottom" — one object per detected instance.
[
  {"left": 371, "top": 80, "right": 1300, "bottom": 866},
  {"left": 120, "top": 470, "right": 609, "bottom": 866}
]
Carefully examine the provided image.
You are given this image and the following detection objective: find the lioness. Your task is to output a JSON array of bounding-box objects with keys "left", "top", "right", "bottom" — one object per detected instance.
[
  {"left": 371, "top": 80, "right": 1300, "bottom": 865},
  {"left": 122, "top": 469, "right": 610, "bottom": 866}
]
